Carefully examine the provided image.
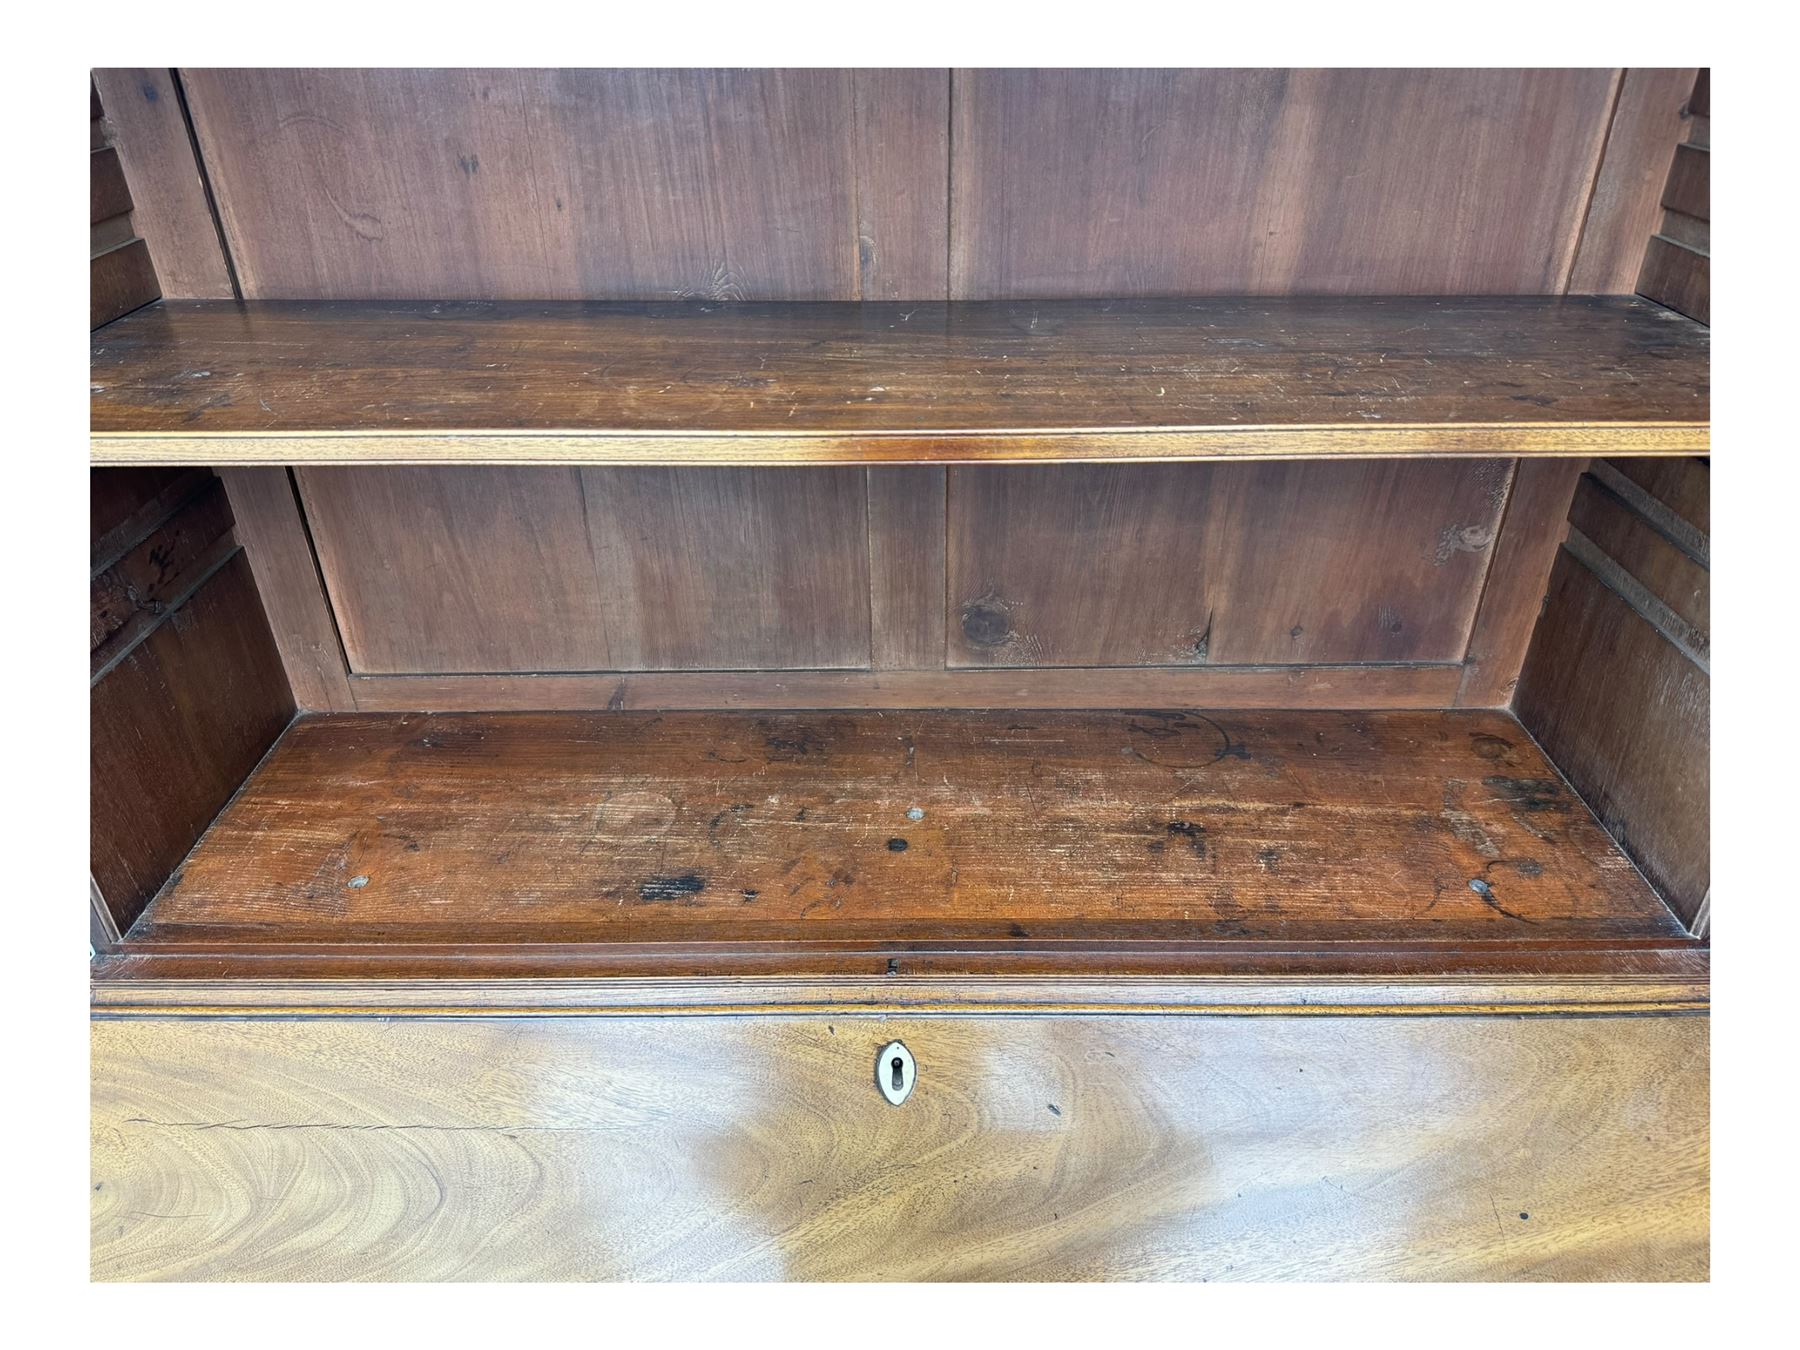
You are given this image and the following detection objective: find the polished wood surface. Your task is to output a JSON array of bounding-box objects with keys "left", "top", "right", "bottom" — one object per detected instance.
[
  {"left": 130, "top": 709, "right": 1683, "bottom": 952},
  {"left": 950, "top": 69, "right": 1620, "bottom": 299},
  {"left": 90, "top": 1012, "right": 1708, "bottom": 1281},
  {"left": 947, "top": 461, "right": 1507, "bottom": 667},
  {"left": 180, "top": 69, "right": 949, "bottom": 302},
  {"left": 89, "top": 297, "right": 1709, "bottom": 464}
]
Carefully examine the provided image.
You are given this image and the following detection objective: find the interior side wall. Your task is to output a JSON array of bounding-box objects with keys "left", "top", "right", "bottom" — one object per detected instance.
[
  {"left": 90, "top": 470, "right": 295, "bottom": 944},
  {"left": 1514, "top": 71, "right": 1711, "bottom": 935}
]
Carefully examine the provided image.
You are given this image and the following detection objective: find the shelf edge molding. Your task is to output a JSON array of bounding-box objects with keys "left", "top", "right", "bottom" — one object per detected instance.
[{"left": 91, "top": 424, "right": 1710, "bottom": 466}]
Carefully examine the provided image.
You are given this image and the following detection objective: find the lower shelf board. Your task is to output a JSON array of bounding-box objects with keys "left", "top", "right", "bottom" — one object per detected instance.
[{"left": 106, "top": 708, "right": 1696, "bottom": 992}]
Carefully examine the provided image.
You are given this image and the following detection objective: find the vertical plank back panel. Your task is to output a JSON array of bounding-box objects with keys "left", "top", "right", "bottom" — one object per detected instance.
[
  {"left": 181, "top": 69, "right": 950, "bottom": 301},
  {"left": 946, "top": 461, "right": 1508, "bottom": 669},
  {"left": 950, "top": 69, "right": 1619, "bottom": 298},
  {"left": 298, "top": 466, "right": 872, "bottom": 675}
]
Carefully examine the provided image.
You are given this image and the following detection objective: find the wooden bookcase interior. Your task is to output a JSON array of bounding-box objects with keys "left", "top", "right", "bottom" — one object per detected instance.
[{"left": 90, "top": 69, "right": 1711, "bottom": 1011}]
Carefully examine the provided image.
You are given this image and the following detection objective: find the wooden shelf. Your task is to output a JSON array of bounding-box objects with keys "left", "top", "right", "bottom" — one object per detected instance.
[
  {"left": 118, "top": 708, "right": 1694, "bottom": 982},
  {"left": 91, "top": 297, "right": 1709, "bottom": 466}
]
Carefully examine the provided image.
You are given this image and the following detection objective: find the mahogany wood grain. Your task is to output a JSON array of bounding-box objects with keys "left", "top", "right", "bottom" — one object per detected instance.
[
  {"left": 90, "top": 479, "right": 237, "bottom": 677},
  {"left": 90, "top": 553, "right": 294, "bottom": 934},
  {"left": 180, "top": 69, "right": 948, "bottom": 302},
  {"left": 90, "top": 1012, "right": 1708, "bottom": 1280},
  {"left": 1566, "top": 69, "right": 1699, "bottom": 294},
  {"left": 1455, "top": 459, "right": 1584, "bottom": 707},
  {"left": 1567, "top": 474, "right": 1708, "bottom": 641},
  {"left": 90, "top": 147, "right": 133, "bottom": 225},
  {"left": 1661, "top": 144, "right": 1709, "bottom": 223},
  {"left": 131, "top": 708, "right": 1684, "bottom": 950},
  {"left": 1639, "top": 236, "right": 1709, "bottom": 326},
  {"left": 1515, "top": 551, "right": 1709, "bottom": 929},
  {"left": 1605, "top": 455, "right": 1709, "bottom": 534},
  {"left": 578, "top": 467, "right": 871, "bottom": 670},
  {"left": 339, "top": 664, "right": 1467, "bottom": 713},
  {"left": 950, "top": 70, "right": 1618, "bottom": 298},
  {"left": 298, "top": 466, "right": 610, "bottom": 674},
  {"left": 89, "top": 297, "right": 1710, "bottom": 465},
  {"left": 90, "top": 467, "right": 207, "bottom": 569},
  {"left": 218, "top": 468, "right": 355, "bottom": 711},
  {"left": 851, "top": 70, "right": 950, "bottom": 300},
  {"left": 867, "top": 467, "right": 947, "bottom": 669},
  {"left": 946, "top": 461, "right": 1508, "bottom": 668},
  {"left": 90, "top": 69, "right": 237, "bottom": 298},
  {"left": 298, "top": 466, "right": 872, "bottom": 674},
  {"left": 90, "top": 239, "right": 158, "bottom": 330},
  {"left": 89, "top": 478, "right": 232, "bottom": 642}
]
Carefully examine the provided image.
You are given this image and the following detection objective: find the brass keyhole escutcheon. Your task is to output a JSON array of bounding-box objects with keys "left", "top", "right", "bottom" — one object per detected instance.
[{"left": 876, "top": 1040, "right": 915, "bottom": 1105}]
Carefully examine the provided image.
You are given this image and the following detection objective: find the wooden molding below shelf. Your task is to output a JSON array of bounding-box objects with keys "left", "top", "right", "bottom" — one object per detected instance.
[{"left": 90, "top": 297, "right": 1709, "bottom": 465}]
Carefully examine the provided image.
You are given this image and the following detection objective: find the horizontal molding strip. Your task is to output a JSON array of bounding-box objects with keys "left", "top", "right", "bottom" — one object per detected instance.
[
  {"left": 90, "top": 971, "right": 1709, "bottom": 1018},
  {"left": 91, "top": 423, "right": 1710, "bottom": 467},
  {"left": 342, "top": 663, "right": 1468, "bottom": 711}
]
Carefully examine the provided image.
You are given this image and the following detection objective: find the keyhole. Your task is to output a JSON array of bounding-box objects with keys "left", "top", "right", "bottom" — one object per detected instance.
[{"left": 876, "top": 1040, "right": 914, "bottom": 1105}]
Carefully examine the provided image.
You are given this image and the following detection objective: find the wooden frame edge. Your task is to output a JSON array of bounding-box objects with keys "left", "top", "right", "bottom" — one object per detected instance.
[{"left": 91, "top": 424, "right": 1711, "bottom": 467}]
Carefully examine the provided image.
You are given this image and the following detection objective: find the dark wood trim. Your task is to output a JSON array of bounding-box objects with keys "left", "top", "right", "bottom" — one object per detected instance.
[
  {"left": 1456, "top": 459, "right": 1585, "bottom": 707},
  {"left": 1566, "top": 69, "right": 1699, "bottom": 294},
  {"left": 90, "top": 69, "right": 236, "bottom": 299},
  {"left": 89, "top": 467, "right": 212, "bottom": 573},
  {"left": 90, "top": 146, "right": 133, "bottom": 225},
  {"left": 219, "top": 468, "right": 356, "bottom": 711},
  {"left": 1639, "top": 236, "right": 1709, "bottom": 325},
  {"left": 91, "top": 239, "right": 159, "bottom": 330}
]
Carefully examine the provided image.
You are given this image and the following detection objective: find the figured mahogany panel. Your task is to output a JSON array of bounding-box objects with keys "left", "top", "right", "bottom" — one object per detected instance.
[
  {"left": 88, "top": 297, "right": 1711, "bottom": 464},
  {"left": 946, "top": 460, "right": 1508, "bottom": 667},
  {"left": 180, "top": 69, "right": 948, "bottom": 301},
  {"left": 298, "top": 466, "right": 871, "bottom": 674},
  {"left": 91, "top": 1013, "right": 1707, "bottom": 1280},
  {"left": 950, "top": 69, "right": 1618, "bottom": 298},
  {"left": 131, "top": 708, "right": 1685, "bottom": 948}
]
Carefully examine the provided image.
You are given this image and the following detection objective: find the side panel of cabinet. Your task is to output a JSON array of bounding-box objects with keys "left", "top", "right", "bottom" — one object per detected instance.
[{"left": 92, "top": 1012, "right": 1707, "bottom": 1281}]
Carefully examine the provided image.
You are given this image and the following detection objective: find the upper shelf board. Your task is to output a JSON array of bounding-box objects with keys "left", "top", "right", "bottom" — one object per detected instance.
[{"left": 91, "top": 297, "right": 1709, "bottom": 466}]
